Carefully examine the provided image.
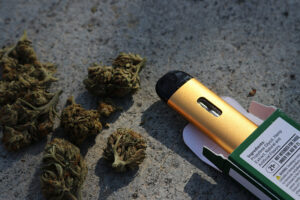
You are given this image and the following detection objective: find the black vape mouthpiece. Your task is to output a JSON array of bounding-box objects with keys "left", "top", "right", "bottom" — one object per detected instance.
[{"left": 155, "top": 70, "right": 192, "bottom": 102}]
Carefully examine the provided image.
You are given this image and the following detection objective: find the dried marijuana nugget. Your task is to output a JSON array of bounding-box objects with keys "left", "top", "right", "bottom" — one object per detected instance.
[
  {"left": 61, "top": 97, "right": 103, "bottom": 145},
  {"left": 83, "top": 53, "right": 146, "bottom": 97},
  {"left": 41, "top": 138, "right": 87, "bottom": 200},
  {"left": 103, "top": 128, "right": 147, "bottom": 172},
  {"left": 0, "top": 32, "right": 57, "bottom": 106},
  {"left": 0, "top": 90, "right": 62, "bottom": 151},
  {"left": 0, "top": 32, "right": 61, "bottom": 151}
]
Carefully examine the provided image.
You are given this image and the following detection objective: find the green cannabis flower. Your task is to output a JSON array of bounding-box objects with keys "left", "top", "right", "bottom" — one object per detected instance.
[
  {"left": 0, "top": 32, "right": 57, "bottom": 105},
  {"left": 83, "top": 53, "right": 146, "bottom": 97},
  {"left": 103, "top": 128, "right": 147, "bottom": 172},
  {"left": 23, "top": 89, "right": 55, "bottom": 107},
  {"left": 61, "top": 97, "right": 102, "bottom": 145},
  {"left": 41, "top": 138, "right": 87, "bottom": 200},
  {"left": 0, "top": 91, "right": 62, "bottom": 151},
  {"left": 0, "top": 32, "right": 60, "bottom": 151}
]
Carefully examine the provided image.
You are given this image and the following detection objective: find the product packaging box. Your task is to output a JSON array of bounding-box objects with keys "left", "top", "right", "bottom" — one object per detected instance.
[{"left": 183, "top": 98, "right": 300, "bottom": 200}]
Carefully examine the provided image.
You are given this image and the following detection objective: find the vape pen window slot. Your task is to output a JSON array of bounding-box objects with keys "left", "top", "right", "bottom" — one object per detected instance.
[{"left": 197, "top": 97, "right": 222, "bottom": 117}]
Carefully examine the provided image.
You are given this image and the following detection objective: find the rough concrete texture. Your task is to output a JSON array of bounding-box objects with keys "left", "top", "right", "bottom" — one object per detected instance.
[{"left": 0, "top": 0, "right": 299, "bottom": 199}]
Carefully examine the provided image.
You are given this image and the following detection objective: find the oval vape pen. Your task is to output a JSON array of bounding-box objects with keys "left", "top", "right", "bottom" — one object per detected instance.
[{"left": 156, "top": 70, "right": 258, "bottom": 153}]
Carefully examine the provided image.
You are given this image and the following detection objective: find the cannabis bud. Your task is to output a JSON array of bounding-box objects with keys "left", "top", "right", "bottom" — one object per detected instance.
[
  {"left": 0, "top": 90, "right": 62, "bottom": 151},
  {"left": 61, "top": 96, "right": 102, "bottom": 145},
  {"left": 83, "top": 53, "right": 146, "bottom": 97},
  {"left": 0, "top": 32, "right": 60, "bottom": 151},
  {"left": 0, "top": 32, "right": 57, "bottom": 106},
  {"left": 41, "top": 138, "right": 87, "bottom": 200},
  {"left": 97, "top": 100, "right": 120, "bottom": 118},
  {"left": 103, "top": 128, "right": 147, "bottom": 172}
]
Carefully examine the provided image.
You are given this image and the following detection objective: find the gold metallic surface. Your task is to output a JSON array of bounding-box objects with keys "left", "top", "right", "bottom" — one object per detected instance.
[{"left": 168, "top": 78, "right": 257, "bottom": 153}]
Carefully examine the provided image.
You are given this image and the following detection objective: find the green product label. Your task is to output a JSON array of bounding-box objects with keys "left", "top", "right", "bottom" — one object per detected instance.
[{"left": 230, "top": 110, "right": 300, "bottom": 200}]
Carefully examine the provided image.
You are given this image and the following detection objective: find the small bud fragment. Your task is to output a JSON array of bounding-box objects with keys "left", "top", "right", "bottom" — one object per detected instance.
[{"left": 98, "top": 100, "right": 120, "bottom": 118}]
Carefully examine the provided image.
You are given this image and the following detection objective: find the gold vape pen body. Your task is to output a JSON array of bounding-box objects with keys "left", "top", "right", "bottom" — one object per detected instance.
[{"left": 156, "top": 71, "right": 257, "bottom": 153}]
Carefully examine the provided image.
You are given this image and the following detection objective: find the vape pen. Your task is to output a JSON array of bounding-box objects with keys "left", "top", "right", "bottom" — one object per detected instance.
[{"left": 156, "top": 71, "right": 258, "bottom": 153}]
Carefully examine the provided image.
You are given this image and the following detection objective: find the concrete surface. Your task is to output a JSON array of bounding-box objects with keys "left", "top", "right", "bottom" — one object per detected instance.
[{"left": 0, "top": 0, "right": 299, "bottom": 199}]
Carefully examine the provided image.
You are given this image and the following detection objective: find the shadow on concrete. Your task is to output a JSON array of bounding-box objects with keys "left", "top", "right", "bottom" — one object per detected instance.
[
  {"left": 184, "top": 173, "right": 217, "bottom": 200},
  {"left": 141, "top": 101, "right": 214, "bottom": 173},
  {"left": 26, "top": 137, "right": 48, "bottom": 156},
  {"left": 141, "top": 101, "right": 257, "bottom": 199},
  {"left": 0, "top": 145, "right": 27, "bottom": 170},
  {"left": 103, "top": 95, "right": 134, "bottom": 124},
  {"left": 78, "top": 134, "right": 97, "bottom": 157},
  {"left": 95, "top": 158, "right": 138, "bottom": 200},
  {"left": 74, "top": 91, "right": 98, "bottom": 109},
  {"left": 184, "top": 173, "right": 256, "bottom": 200},
  {"left": 26, "top": 166, "right": 44, "bottom": 200},
  {"left": 0, "top": 132, "right": 47, "bottom": 170}
]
